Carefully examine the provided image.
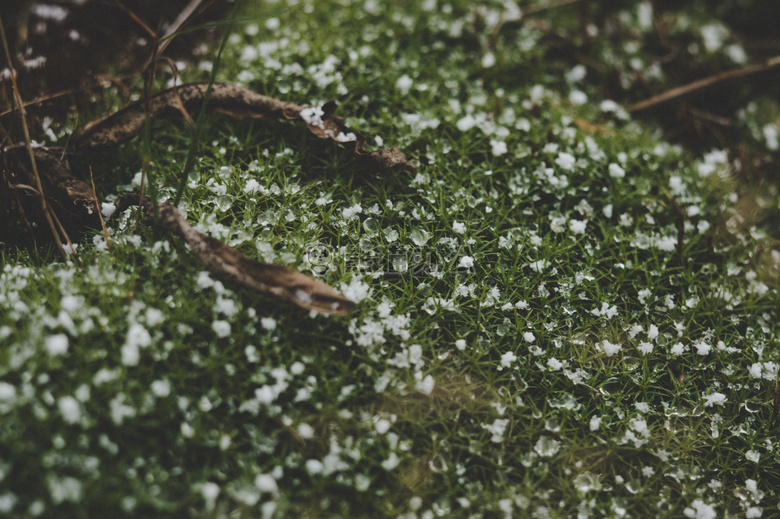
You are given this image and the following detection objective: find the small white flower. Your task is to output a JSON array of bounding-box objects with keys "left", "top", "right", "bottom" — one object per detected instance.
[
  {"left": 46, "top": 334, "right": 69, "bottom": 356},
  {"left": 459, "top": 256, "right": 474, "bottom": 269},
  {"left": 415, "top": 375, "right": 435, "bottom": 395},
  {"left": 608, "top": 163, "right": 626, "bottom": 178},
  {"left": 260, "top": 317, "right": 277, "bottom": 331},
  {"left": 452, "top": 221, "right": 466, "bottom": 234},
  {"left": 569, "top": 219, "right": 587, "bottom": 234},
  {"left": 254, "top": 474, "right": 278, "bottom": 493},
  {"left": 704, "top": 393, "right": 727, "bottom": 407},
  {"left": 500, "top": 351, "right": 517, "bottom": 369},
  {"left": 58, "top": 396, "right": 81, "bottom": 424},
  {"left": 491, "top": 140, "right": 508, "bottom": 156},
  {"left": 395, "top": 74, "right": 413, "bottom": 94},
  {"left": 523, "top": 332, "right": 536, "bottom": 343},
  {"left": 212, "top": 320, "right": 231, "bottom": 338},
  {"left": 554, "top": 152, "right": 576, "bottom": 171},
  {"left": 601, "top": 340, "right": 621, "bottom": 356}
]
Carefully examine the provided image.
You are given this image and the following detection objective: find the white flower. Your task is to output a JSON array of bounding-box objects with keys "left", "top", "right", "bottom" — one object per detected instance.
[
  {"left": 569, "top": 219, "right": 587, "bottom": 234},
  {"left": 608, "top": 163, "right": 625, "bottom": 178},
  {"left": 415, "top": 375, "right": 435, "bottom": 395},
  {"left": 523, "top": 332, "right": 536, "bottom": 343},
  {"left": 491, "top": 140, "right": 508, "bottom": 156},
  {"left": 704, "top": 393, "right": 727, "bottom": 407},
  {"left": 456, "top": 114, "right": 476, "bottom": 131},
  {"left": 260, "top": 317, "right": 277, "bottom": 331},
  {"left": 395, "top": 74, "right": 413, "bottom": 94},
  {"left": 212, "top": 320, "right": 231, "bottom": 338},
  {"left": 254, "top": 474, "right": 278, "bottom": 493},
  {"left": 554, "top": 152, "right": 576, "bottom": 171},
  {"left": 58, "top": 396, "right": 81, "bottom": 424},
  {"left": 341, "top": 204, "right": 362, "bottom": 219},
  {"left": 695, "top": 341, "right": 711, "bottom": 355},
  {"left": 500, "top": 351, "right": 517, "bottom": 369},
  {"left": 601, "top": 340, "right": 621, "bottom": 356},
  {"left": 452, "top": 221, "right": 466, "bottom": 234},
  {"left": 46, "top": 334, "right": 69, "bottom": 356},
  {"left": 458, "top": 256, "right": 474, "bottom": 269}
]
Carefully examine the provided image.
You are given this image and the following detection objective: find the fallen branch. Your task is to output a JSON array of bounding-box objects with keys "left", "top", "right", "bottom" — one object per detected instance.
[
  {"left": 118, "top": 195, "right": 355, "bottom": 315},
  {"left": 3, "top": 82, "right": 414, "bottom": 314},
  {"left": 73, "top": 82, "right": 415, "bottom": 172},
  {"left": 629, "top": 55, "right": 780, "bottom": 113}
]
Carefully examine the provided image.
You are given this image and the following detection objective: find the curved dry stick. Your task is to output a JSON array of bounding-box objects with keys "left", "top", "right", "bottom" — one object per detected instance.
[
  {"left": 117, "top": 195, "right": 355, "bottom": 316},
  {"left": 630, "top": 55, "right": 780, "bottom": 113},
  {"left": 74, "top": 82, "right": 415, "bottom": 171}
]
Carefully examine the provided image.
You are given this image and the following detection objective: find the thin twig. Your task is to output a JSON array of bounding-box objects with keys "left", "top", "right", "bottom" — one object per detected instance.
[
  {"left": 149, "top": 0, "right": 212, "bottom": 67},
  {"left": 522, "top": 0, "right": 580, "bottom": 18},
  {"left": 630, "top": 55, "right": 780, "bottom": 112},
  {"left": 0, "top": 14, "right": 69, "bottom": 260},
  {"left": 49, "top": 205, "right": 82, "bottom": 266},
  {"left": 112, "top": 0, "right": 157, "bottom": 40},
  {"left": 498, "top": 0, "right": 580, "bottom": 31},
  {"left": 90, "top": 166, "right": 112, "bottom": 251}
]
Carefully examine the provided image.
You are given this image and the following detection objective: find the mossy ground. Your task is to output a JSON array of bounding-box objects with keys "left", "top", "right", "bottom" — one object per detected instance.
[{"left": 1, "top": 1, "right": 779, "bottom": 517}]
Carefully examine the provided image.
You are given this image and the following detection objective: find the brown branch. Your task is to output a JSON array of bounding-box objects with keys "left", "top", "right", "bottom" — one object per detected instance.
[
  {"left": 118, "top": 195, "right": 356, "bottom": 315},
  {"left": 630, "top": 55, "right": 780, "bottom": 113}
]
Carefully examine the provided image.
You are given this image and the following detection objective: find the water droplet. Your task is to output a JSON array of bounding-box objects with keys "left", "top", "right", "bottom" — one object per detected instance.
[
  {"left": 545, "top": 418, "right": 561, "bottom": 432},
  {"left": 476, "top": 338, "right": 491, "bottom": 355},
  {"left": 432, "top": 498, "right": 451, "bottom": 517},
  {"left": 512, "top": 373, "right": 528, "bottom": 392},
  {"left": 392, "top": 256, "right": 408, "bottom": 273},
  {"left": 409, "top": 228, "right": 430, "bottom": 246},
  {"left": 429, "top": 454, "right": 448, "bottom": 473},
  {"left": 363, "top": 218, "right": 379, "bottom": 233},
  {"left": 260, "top": 228, "right": 273, "bottom": 239},
  {"left": 438, "top": 351, "right": 450, "bottom": 360},
  {"left": 664, "top": 406, "right": 686, "bottom": 417},
  {"left": 466, "top": 195, "right": 479, "bottom": 208},
  {"left": 496, "top": 323, "right": 512, "bottom": 336},
  {"left": 743, "top": 399, "right": 762, "bottom": 413},
  {"left": 520, "top": 452, "right": 536, "bottom": 467},
  {"left": 417, "top": 284, "right": 432, "bottom": 297},
  {"left": 422, "top": 300, "right": 437, "bottom": 315},
  {"left": 533, "top": 436, "right": 560, "bottom": 457},
  {"left": 259, "top": 210, "right": 277, "bottom": 225},
  {"left": 625, "top": 478, "right": 641, "bottom": 495},
  {"left": 548, "top": 393, "right": 578, "bottom": 410},
  {"left": 573, "top": 471, "right": 600, "bottom": 493},
  {"left": 359, "top": 237, "right": 373, "bottom": 250},
  {"left": 612, "top": 497, "right": 628, "bottom": 516},
  {"left": 623, "top": 356, "right": 639, "bottom": 371},
  {"left": 216, "top": 194, "right": 234, "bottom": 211},
  {"left": 532, "top": 408, "right": 542, "bottom": 419}
]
